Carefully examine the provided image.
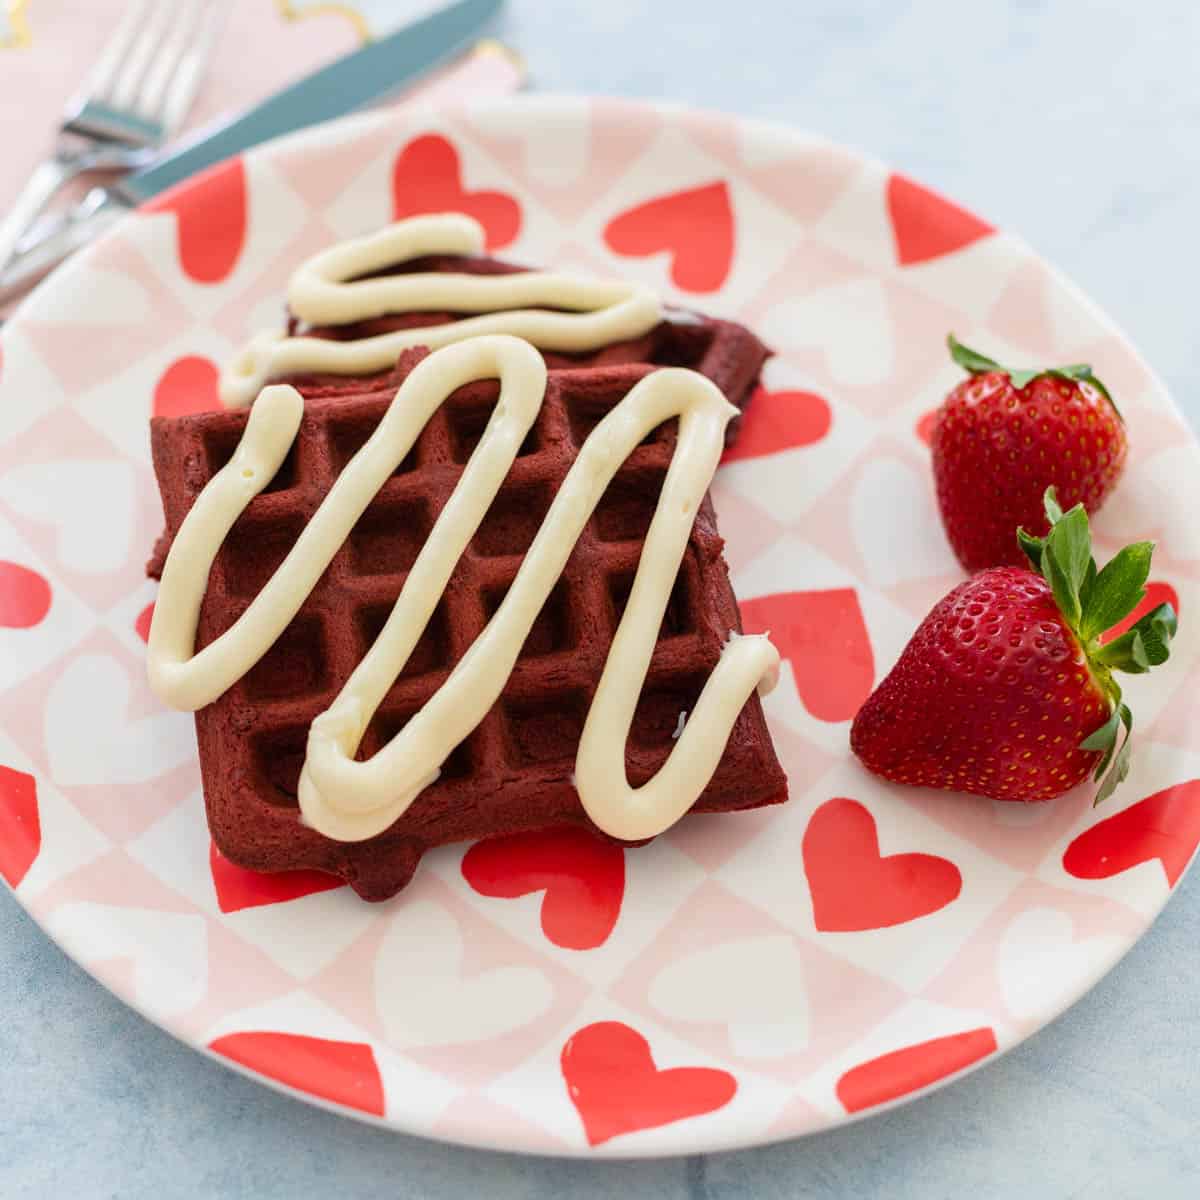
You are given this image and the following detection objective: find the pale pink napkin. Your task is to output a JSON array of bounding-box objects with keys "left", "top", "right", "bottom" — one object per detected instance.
[{"left": 0, "top": 1, "right": 522, "bottom": 215}]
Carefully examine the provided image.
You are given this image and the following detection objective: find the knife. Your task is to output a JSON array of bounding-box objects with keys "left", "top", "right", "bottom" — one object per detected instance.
[{"left": 0, "top": 0, "right": 503, "bottom": 303}]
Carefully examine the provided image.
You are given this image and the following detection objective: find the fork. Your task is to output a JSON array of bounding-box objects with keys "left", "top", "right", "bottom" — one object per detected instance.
[{"left": 0, "top": 0, "right": 223, "bottom": 269}]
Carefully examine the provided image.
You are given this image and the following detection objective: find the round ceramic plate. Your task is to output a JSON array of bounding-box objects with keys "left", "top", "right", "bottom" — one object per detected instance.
[{"left": 2, "top": 95, "right": 1198, "bottom": 1158}]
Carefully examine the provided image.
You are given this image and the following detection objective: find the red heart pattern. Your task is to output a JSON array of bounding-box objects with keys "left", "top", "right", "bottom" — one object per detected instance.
[
  {"left": 1063, "top": 779, "right": 1200, "bottom": 888},
  {"left": 561, "top": 1021, "right": 737, "bottom": 1145},
  {"left": 461, "top": 828, "right": 625, "bottom": 950},
  {"left": 721, "top": 387, "right": 832, "bottom": 463},
  {"left": 0, "top": 765, "right": 39, "bottom": 888},
  {"left": 209, "top": 841, "right": 344, "bottom": 913},
  {"left": 604, "top": 181, "right": 734, "bottom": 293},
  {"left": 135, "top": 603, "right": 154, "bottom": 643},
  {"left": 145, "top": 157, "right": 247, "bottom": 283},
  {"left": 915, "top": 408, "right": 938, "bottom": 446},
  {"left": 836, "top": 1027, "right": 997, "bottom": 1113},
  {"left": 887, "top": 174, "right": 994, "bottom": 266},
  {"left": 153, "top": 355, "right": 221, "bottom": 419},
  {"left": 740, "top": 590, "right": 874, "bottom": 723},
  {"left": 803, "top": 798, "right": 962, "bottom": 931},
  {"left": 0, "top": 561, "right": 51, "bottom": 628},
  {"left": 209, "top": 1031, "right": 385, "bottom": 1116},
  {"left": 1099, "top": 580, "right": 1179, "bottom": 645},
  {"left": 392, "top": 134, "right": 521, "bottom": 250}
]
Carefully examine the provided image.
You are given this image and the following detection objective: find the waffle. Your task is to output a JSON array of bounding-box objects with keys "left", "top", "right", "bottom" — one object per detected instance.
[
  {"left": 148, "top": 253, "right": 767, "bottom": 578},
  {"left": 149, "top": 347, "right": 788, "bottom": 900}
]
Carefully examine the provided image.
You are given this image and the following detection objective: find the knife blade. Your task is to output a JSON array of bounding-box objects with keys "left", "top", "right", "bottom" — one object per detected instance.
[
  {"left": 0, "top": 0, "right": 503, "bottom": 303},
  {"left": 121, "top": 0, "right": 503, "bottom": 203}
]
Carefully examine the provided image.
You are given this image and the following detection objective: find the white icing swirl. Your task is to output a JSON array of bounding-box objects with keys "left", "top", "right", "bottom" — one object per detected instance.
[
  {"left": 150, "top": 335, "right": 779, "bottom": 844},
  {"left": 220, "top": 214, "right": 662, "bottom": 409}
]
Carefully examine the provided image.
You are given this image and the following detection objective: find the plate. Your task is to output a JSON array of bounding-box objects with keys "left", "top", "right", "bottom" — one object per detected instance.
[{"left": 2, "top": 95, "right": 1198, "bottom": 1157}]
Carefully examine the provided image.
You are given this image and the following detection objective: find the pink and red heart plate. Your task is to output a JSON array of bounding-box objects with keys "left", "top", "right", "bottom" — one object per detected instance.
[{"left": 1, "top": 95, "right": 1198, "bottom": 1156}]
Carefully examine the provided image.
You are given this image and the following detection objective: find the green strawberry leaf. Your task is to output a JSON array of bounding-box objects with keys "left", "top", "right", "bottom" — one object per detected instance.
[
  {"left": 1008, "top": 368, "right": 1041, "bottom": 389},
  {"left": 1043, "top": 541, "right": 1082, "bottom": 629},
  {"left": 1036, "top": 493, "right": 1091, "bottom": 632},
  {"left": 1135, "top": 602, "right": 1178, "bottom": 664},
  {"left": 1099, "top": 635, "right": 1143, "bottom": 674},
  {"left": 1048, "top": 504, "right": 1091, "bottom": 598},
  {"left": 1095, "top": 602, "right": 1177, "bottom": 673},
  {"left": 1078, "top": 541, "right": 1153, "bottom": 641},
  {"left": 947, "top": 334, "right": 1005, "bottom": 376},
  {"left": 946, "top": 337, "right": 1120, "bottom": 419},
  {"left": 1091, "top": 704, "right": 1133, "bottom": 807},
  {"left": 1014, "top": 490, "right": 1177, "bottom": 807},
  {"left": 1079, "top": 556, "right": 1099, "bottom": 617},
  {"left": 1044, "top": 486, "right": 1064, "bottom": 526},
  {"left": 1017, "top": 526, "right": 1045, "bottom": 572},
  {"left": 1019, "top": 488, "right": 1073, "bottom": 573},
  {"left": 1081, "top": 703, "right": 1123, "bottom": 776}
]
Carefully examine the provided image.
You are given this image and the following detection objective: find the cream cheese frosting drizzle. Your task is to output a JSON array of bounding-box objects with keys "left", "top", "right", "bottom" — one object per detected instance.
[
  {"left": 220, "top": 213, "right": 663, "bottom": 409},
  {"left": 151, "top": 335, "right": 779, "bottom": 844}
]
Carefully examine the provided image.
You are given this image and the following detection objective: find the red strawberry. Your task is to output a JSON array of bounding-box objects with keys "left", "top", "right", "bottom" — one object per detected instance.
[
  {"left": 851, "top": 490, "right": 1176, "bottom": 804},
  {"left": 931, "top": 335, "right": 1126, "bottom": 571}
]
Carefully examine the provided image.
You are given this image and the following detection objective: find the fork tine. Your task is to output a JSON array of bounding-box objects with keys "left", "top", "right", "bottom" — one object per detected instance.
[
  {"left": 66, "top": 0, "right": 153, "bottom": 115},
  {"left": 135, "top": 0, "right": 205, "bottom": 126},
  {"left": 103, "top": 1, "right": 177, "bottom": 118},
  {"left": 154, "top": 0, "right": 226, "bottom": 135}
]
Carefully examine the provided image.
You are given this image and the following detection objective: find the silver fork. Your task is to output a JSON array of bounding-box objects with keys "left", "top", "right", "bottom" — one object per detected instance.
[{"left": 0, "top": 0, "right": 223, "bottom": 268}]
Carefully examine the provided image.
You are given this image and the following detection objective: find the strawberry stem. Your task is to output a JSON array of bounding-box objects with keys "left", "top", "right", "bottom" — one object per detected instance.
[
  {"left": 1017, "top": 487, "right": 1177, "bottom": 805},
  {"left": 947, "top": 333, "right": 1121, "bottom": 419}
]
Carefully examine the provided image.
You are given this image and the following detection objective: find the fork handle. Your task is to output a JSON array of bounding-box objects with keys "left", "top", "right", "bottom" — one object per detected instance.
[{"left": 0, "top": 158, "right": 83, "bottom": 271}]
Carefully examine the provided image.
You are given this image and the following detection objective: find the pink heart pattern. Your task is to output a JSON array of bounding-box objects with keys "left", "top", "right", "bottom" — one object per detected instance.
[
  {"left": 721, "top": 386, "right": 832, "bottom": 463},
  {"left": 604, "top": 181, "right": 735, "bottom": 292},
  {"left": 0, "top": 561, "right": 51, "bottom": 628},
  {"left": 461, "top": 828, "right": 625, "bottom": 950},
  {"left": 0, "top": 764, "right": 39, "bottom": 888},
  {"left": 740, "top": 590, "right": 874, "bottom": 723},
  {"left": 153, "top": 355, "right": 221, "bottom": 419},
  {"left": 836, "top": 1027, "right": 998, "bottom": 1113},
  {"left": 209, "top": 842, "right": 344, "bottom": 913},
  {"left": 144, "top": 158, "right": 248, "bottom": 284},
  {"left": 392, "top": 133, "right": 521, "bottom": 250},
  {"left": 886, "top": 173, "right": 994, "bottom": 266},
  {"left": 803, "top": 798, "right": 962, "bottom": 931},
  {"left": 209, "top": 1031, "right": 384, "bottom": 1116},
  {"left": 561, "top": 1021, "right": 737, "bottom": 1145}
]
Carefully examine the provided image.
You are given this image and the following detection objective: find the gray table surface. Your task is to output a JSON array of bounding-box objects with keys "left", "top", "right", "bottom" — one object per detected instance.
[{"left": 4, "top": 1, "right": 1199, "bottom": 1196}]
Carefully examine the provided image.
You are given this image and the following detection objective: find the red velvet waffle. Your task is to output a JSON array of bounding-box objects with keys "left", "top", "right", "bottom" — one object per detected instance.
[
  {"left": 148, "top": 348, "right": 788, "bottom": 900},
  {"left": 148, "top": 254, "right": 766, "bottom": 578}
]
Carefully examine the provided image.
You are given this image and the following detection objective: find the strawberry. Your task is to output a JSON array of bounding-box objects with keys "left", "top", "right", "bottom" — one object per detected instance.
[
  {"left": 851, "top": 489, "right": 1176, "bottom": 804},
  {"left": 931, "top": 335, "right": 1127, "bottom": 572}
]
